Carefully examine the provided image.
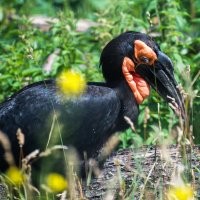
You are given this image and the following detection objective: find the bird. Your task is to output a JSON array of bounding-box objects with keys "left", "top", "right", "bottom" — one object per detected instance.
[{"left": 0, "top": 31, "right": 185, "bottom": 174}]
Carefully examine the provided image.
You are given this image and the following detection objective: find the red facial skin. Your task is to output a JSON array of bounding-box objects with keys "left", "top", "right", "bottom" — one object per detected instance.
[{"left": 122, "top": 40, "right": 157, "bottom": 104}]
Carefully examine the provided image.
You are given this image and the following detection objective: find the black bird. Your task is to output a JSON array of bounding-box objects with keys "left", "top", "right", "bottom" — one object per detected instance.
[{"left": 0, "top": 31, "right": 185, "bottom": 172}]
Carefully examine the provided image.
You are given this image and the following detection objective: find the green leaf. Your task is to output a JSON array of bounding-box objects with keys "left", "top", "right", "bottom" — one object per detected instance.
[{"left": 22, "top": 68, "right": 42, "bottom": 76}]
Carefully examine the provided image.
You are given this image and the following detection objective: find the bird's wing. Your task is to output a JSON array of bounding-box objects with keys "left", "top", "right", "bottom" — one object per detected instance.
[{"left": 0, "top": 80, "right": 121, "bottom": 156}]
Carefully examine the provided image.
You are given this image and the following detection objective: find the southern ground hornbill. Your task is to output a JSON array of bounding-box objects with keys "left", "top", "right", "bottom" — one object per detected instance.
[{"left": 0, "top": 31, "right": 185, "bottom": 174}]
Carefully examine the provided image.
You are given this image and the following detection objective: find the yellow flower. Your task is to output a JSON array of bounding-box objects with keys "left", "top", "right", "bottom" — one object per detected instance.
[
  {"left": 5, "top": 166, "right": 24, "bottom": 185},
  {"left": 57, "top": 70, "right": 86, "bottom": 97},
  {"left": 46, "top": 173, "right": 67, "bottom": 193},
  {"left": 167, "top": 185, "right": 194, "bottom": 200}
]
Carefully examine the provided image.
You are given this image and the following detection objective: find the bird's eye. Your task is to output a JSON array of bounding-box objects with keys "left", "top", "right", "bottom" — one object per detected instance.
[{"left": 140, "top": 56, "right": 149, "bottom": 63}]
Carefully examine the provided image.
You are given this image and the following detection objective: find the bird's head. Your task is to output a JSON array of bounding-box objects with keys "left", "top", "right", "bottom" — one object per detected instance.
[{"left": 100, "top": 31, "right": 185, "bottom": 119}]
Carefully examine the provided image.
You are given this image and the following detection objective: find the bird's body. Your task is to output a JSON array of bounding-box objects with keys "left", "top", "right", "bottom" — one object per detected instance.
[
  {"left": 0, "top": 79, "right": 138, "bottom": 171},
  {"left": 0, "top": 31, "right": 185, "bottom": 176}
]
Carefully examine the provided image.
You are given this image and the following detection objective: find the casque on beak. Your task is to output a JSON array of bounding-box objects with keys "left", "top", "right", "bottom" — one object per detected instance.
[{"left": 135, "top": 51, "right": 185, "bottom": 120}]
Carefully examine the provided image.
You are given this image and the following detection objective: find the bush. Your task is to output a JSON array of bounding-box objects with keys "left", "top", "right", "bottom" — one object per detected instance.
[{"left": 0, "top": 0, "right": 200, "bottom": 147}]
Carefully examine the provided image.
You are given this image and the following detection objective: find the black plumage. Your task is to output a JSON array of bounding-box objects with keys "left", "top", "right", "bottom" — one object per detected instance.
[
  {"left": 0, "top": 31, "right": 184, "bottom": 174},
  {"left": 0, "top": 80, "right": 138, "bottom": 171}
]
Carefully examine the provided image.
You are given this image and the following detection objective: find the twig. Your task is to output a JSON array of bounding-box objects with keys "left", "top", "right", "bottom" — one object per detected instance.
[
  {"left": 139, "top": 160, "right": 157, "bottom": 199},
  {"left": 0, "top": 131, "right": 15, "bottom": 166}
]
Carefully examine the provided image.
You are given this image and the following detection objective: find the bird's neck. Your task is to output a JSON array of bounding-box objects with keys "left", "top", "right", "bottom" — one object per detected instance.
[{"left": 108, "top": 79, "right": 139, "bottom": 125}]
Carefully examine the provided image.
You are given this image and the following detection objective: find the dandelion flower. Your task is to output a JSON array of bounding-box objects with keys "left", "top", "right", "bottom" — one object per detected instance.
[
  {"left": 6, "top": 166, "right": 23, "bottom": 185},
  {"left": 46, "top": 173, "right": 67, "bottom": 193},
  {"left": 57, "top": 70, "right": 86, "bottom": 97},
  {"left": 167, "top": 185, "right": 194, "bottom": 200}
]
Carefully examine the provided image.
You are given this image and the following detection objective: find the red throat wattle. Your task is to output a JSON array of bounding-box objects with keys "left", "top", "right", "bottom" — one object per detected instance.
[
  {"left": 122, "top": 57, "right": 150, "bottom": 104},
  {"left": 122, "top": 40, "right": 157, "bottom": 104}
]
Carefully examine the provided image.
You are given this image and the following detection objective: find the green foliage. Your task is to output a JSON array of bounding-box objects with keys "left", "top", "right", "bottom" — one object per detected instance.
[
  {"left": 91, "top": 0, "right": 200, "bottom": 145},
  {"left": 0, "top": 0, "right": 200, "bottom": 145},
  {"left": 120, "top": 128, "right": 144, "bottom": 149},
  {"left": 0, "top": 8, "right": 103, "bottom": 101}
]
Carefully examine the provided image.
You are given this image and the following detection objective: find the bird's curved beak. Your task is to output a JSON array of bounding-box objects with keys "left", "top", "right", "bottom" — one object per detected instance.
[{"left": 135, "top": 51, "right": 185, "bottom": 120}]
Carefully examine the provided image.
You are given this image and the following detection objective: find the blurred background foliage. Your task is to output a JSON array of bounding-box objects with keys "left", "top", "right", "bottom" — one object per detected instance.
[{"left": 0, "top": 0, "right": 199, "bottom": 146}]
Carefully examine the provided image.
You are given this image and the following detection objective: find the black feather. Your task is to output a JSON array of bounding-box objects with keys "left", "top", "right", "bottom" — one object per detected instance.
[{"left": 0, "top": 32, "right": 147, "bottom": 175}]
